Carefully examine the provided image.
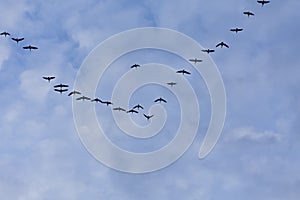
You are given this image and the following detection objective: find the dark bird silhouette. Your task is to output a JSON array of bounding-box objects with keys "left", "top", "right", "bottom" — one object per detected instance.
[
  {"left": 76, "top": 96, "right": 91, "bottom": 101},
  {"left": 176, "top": 69, "right": 191, "bottom": 75},
  {"left": 54, "top": 84, "right": 69, "bottom": 88},
  {"left": 11, "top": 37, "right": 24, "bottom": 44},
  {"left": 257, "top": 0, "right": 270, "bottom": 6},
  {"left": 131, "top": 64, "right": 140, "bottom": 69},
  {"left": 216, "top": 42, "right": 229, "bottom": 48},
  {"left": 230, "top": 28, "right": 243, "bottom": 33},
  {"left": 243, "top": 11, "right": 255, "bottom": 17},
  {"left": 68, "top": 90, "right": 81, "bottom": 96},
  {"left": 101, "top": 101, "right": 113, "bottom": 106},
  {"left": 167, "top": 82, "right": 177, "bottom": 87},
  {"left": 127, "top": 109, "right": 138, "bottom": 114},
  {"left": 43, "top": 76, "right": 55, "bottom": 83},
  {"left": 154, "top": 97, "right": 167, "bottom": 103},
  {"left": 133, "top": 104, "right": 144, "bottom": 110},
  {"left": 54, "top": 88, "right": 68, "bottom": 94},
  {"left": 189, "top": 58, "right": 202, "bottom": 63},
  {"left": 202, "top": 49, "right": 215, "bottom": 54},
  {"left": 143, "top": 114, "right": 154, "bottom": 120},
  {"left": 23, "top": 45, "right": 38, "bottom": 51},
  {"left": 113, "top": 107, "right": 127, "bottom": 112},
  {"left": 0, "top": 32, "right": 10, "bottom": 37},
  {"left": 91, "top": 98, "right": 102, "bottom": 103}
]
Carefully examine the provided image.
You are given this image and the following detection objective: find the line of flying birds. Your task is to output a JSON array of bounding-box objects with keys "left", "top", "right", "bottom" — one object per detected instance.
[{"left": 0, "top": 31, "right": 38, "bottom": 51}]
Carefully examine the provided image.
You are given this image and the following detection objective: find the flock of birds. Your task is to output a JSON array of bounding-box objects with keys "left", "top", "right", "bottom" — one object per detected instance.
[{"left": 1, "top": 0, "right": 270, "bottom": 122}]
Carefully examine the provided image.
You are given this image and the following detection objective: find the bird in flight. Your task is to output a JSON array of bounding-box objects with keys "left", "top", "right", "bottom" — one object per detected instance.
[
  {"left": 54, "top": 84, "right": 69, "bottom": 88},
  {"left": 166, "top": 82, "right": 177, "bottom": 87},
  {"left": 243, "top": 11, "right": 255, "bottom": 17},
  {"left": 133, "top": 104, "right": 144, "bottom": 110},
  {"left": 202, "top": 49, "right": 215, "bottom": 54},
  {"left": 154, "top": 97, "right": 167, "bottom": 103},
  {"left": 101, "top": 101, "right": 113, "bottom": 106},
  {"left": 43, "top": 76, "right": 55, "bottom": 83},
  {"left": 0, "top": 32, "right": 10, "bottom": 37},
  {"left": 11, "top": 37, "right": 24, "bottom": 44},
  {"left": 143, "top": 114, "right": 154, "bottom": 120},
  {"left": 230, "top": 28, "right": 243, "bottom": 33},
  {"left": 189, "top": 58, "right": 202, "bottom": 63},
  {"left": 176, "top": 69, "right": 191, "bottom": 75},
  {"left": 91, "top": 98, "right": 102, "bottom": 103},
  {"left": 216, "top": 42, "right": 229, "bottom": 48},
  {"left": 257, "top": 0, "right": 270, "bottom": 6},
  {"left": 23, "top": 45, "right": 38, "bottom": 51},
  {"left": 68, "top": 90, "right": 81, "bottom": 96},
  {"left": 131, "top": 64, "right": 140, "bottom": 69},
  {"left": 127, "top": 109, "right": 138, "bottom": 114},
  {"left": 54, "top": 88, "right": 68, "bottom": 94},
  {"left": 76, "top": 96, "right": 91, "bottom": 101},
  {"left": 113, "top": 107, "right": 127, "bottom": 112}
]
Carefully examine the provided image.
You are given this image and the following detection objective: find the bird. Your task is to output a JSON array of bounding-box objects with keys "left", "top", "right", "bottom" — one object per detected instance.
[
  {"left": 42, "top": 76, "right": 55, "bottom": 83},
  {"left": 166, "top": 82, "right": 177, "bottom": 87},
  {"left": 76, "top": 96, "right": 91, "bottom": 101},
  {"left": 54, "top": 84, "right": 69, "bottom": 88},
  {"left": 216, "top": 42, "right": 229, "bottom": 48},
  {"left": 0, "top": 32, "right": 10, "bottom": 37},
  {"left": 189, "top": 58, "right": 202, "bottom": 63},
  {"left": 143, "top": 114, "right": 154, "bottom": 120},
  {"left": 54, "top": 88, "right": 68, "bottom": 94},
  {"left": 257, "top": 0, "right": 270, "bottom": 6},
  {"left": 243, "top": 11, "right": 255, "bottom": 17},
  {"left": 133, "top": 104, "right": 144, "bottom": 110},
  {"left": 130, "top": 64, "right": 140, "bottom": 69},
  {"left": 202, "top": 49, "right": 215, "bottom": 54},
  {"left": 127, "top": 109, "right": 138, "bottom": 114},
  {"left": 23, "top": 45, "right": 38, "bottom": 51},
  {"left": 154, "top": 97, "right": 167, "bottom": 103},
  {"left": 101, "top": 101, "right": 113, "bottom": 106},
  {"left": 91, "top": 98, "right": 102, "bottom": 103},
  {"left": 11, "top": 37, "right": 24, "bottom": 44},
  {"left": 113, "top": 107, "right": 127, "bottom": 112},
  {"left": 230, "top": 28, "right": 243, "bottom": 33},
  {"left": 176, "top": 69, "right": 191, "bottom": 75},
  {"left": 68, "top": 90, "right": 81, "bottom": 96}
]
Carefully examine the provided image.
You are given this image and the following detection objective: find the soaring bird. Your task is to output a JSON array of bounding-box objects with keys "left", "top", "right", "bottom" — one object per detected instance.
[
  {"left": 257, "top": 0, "right": 270, "bottom": 6},
  {"left": 68, "top": 90, "right": 81, "bottom": 96},
  {"left": 11, "top": 37, "right": 24, "bottom": 44},
  {"left": 91, "top": 98, "right": 102, "bottom": 103},
  {"left": 166, "top": 82, "right": 177, "bottom": 87},
  {"left": 0, "top": 32, "right": 10, "bottom": 37},
  {"left": 43, "top": 76, "right": 55, "bottom": 83},
  {"left": 23, "top": 45, "right": 38, "bottom": 51},
  {"left": 202, "top": 49, "right": 215, "bottom": 54},
  {"left": 113, "top": 107, "right": 127, "bottom": 112},
  {"left": 216, "top": 42, "right": 229, "bottom": 48},
  {"left": 143, "top": 114, "right": 154, "bottom": 120},
  {"left": 101, "top": 101, "right": 113, "bottom": 106},
  {"left": 76, "top": 96, "right": 91, "bottom": 101},
  {"left": 130, "top": 64, "right": 140, "bottom": 69},
  {"left": 127, "top": 109, "right": 138, "bottom": 114},
  {"left": 230, "top": 28, "right": 243, "bottom": 33},
  {"left": 243, "top": 11, "right": 255, "bottom": 17},
  {"left": 54, "top": 88, "right": 68, "bottom": 94},
  {"left": 154, "top": 97, "right": 167, "bottom": 103},
  {"left": 133, "top": 104, "right": 144, "bottom": 110},
  {"left": 189, "top": 58, "right": 202, "bottom": 63},
  {"left": 54, "top": 84, "right": 69, "bottom": 88},
  {"left": 176, "top": 69, "right": 191, "bottom": 75}
]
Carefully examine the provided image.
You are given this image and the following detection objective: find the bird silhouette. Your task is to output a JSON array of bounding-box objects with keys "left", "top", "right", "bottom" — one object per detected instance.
[
  {"left": 189, "top": 58, "right": 202, "bottom": 63},
  {"left": 23, "top": 45, "right": 38, "bottom": 51},
  {"left": 54, "top": 84, "right": 69, "bottom": 88},
  {"left": 202, "top": 49, "right": 215, "bottom": 54},
  {"left": 91, "top": 98, "right": 102, "bottom": 103},
  {"left": 127, "top": 109, "right": 138, "bottom": 114},
  {"left": 230, "top": 28, "right": 243, "bottom": 33},
  {"left": 11, "top": 37, "right": 24, "bottom": 44},
  {"left": 167, "top": 82, "right": 177, "bottom": 87},
  {"left": 133, "top": 104, "right": 144, "bottom": 110},
  {"left": 257, "top": 0, "right": 270, "bottom": 6},
  {"left": 101, "top": 101, "right": 113, "bottom": 106},
  {"left": 130, "top": 64, "right": 140, "bottom": 69},
  {"left": 113, "top": 107, "right": 127, "bottom": 112},
  {"left": 43, "top": 76, "right": 55, "bottom": 83},
  {"left": 0, "top": 32, "right": 10, "bottom": 37},
  {"left": 176, "top": 69, "right": 191, "bottom": 75},
  {"left": 243, "top": 11, "right": 255, "bottom": 17},
  {"left": 154, "top": 97, "right": 167, "bottom": 103},
  {"left": 216, "top": 42, "right": 229, "bottom": 48},
  {"left": 54, "top": 88, "right": 68, "bottom": 94},
  {"left": 68, "top": 90, "right": 81, "bottom": 96},
  {"left": 143, "top": 114, "right": 154, "bottom": 120},
  {"left": 76, "top": 96, "right": 91, "bottom": 101}
]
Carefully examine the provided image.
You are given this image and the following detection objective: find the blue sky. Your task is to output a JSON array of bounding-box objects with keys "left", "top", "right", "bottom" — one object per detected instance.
[{"left": 0, "top": 0, "right": 299, "bottom": 199}]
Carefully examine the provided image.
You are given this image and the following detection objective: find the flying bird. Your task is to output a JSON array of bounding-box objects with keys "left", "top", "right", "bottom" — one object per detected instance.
[
  {"left": 42, "top": 76, "right": 55, "bottom": 83},
  {"left": 216, "top": 42, "right": 229, "bottom": 48},
  {"left": 189, "top": 58, "right": 202, "bottom": 63},
  {"left": 176, "top": 69, "right": 191, "bottom": 75},
  {"left": 230, "top": 28, "right": 243, "bottom": 33},
  {"left": 154, "top": 97, "right": 167, "bottom": 103},
  {"left": 91, "top": 98, "right": 102, "bottom": 103},
  {"left": 243, "top": 11, "right": 255, "bottom": 17},
  {"left": 257, "top": 0, "right": 270, "bottom": 6},
  {"left": 143, "top": 114, "right": 154, "bottom": 120},
  {"left": 54, "top": 84, "right": 69, "bottom": 88},
  {"left": 68, "top": 90, "right": 81, "bottom": 96},
  {"left": 54, "top": 88, "right": 68, "bottom": 94},
  {"left": 113, "top": 107, "right": 127, "bottom": 112},
  {"left": 11, "top": 37, "right": 24, "bottom": 44},
  {"left": 127, "top": 109, "right": 138, "bottom": 114},
  {"left": 101, "top": 101, "right": 113, "bottom": 106},
  {"left": 166, "top": 82, "right": 177, "bottom": 87},
  {"left": 23, "top": 45, "right": 38, "bottom": 51},
  {"left": 130, "top": 64, "right": 140, "bottom": 69},
  {"left": 0, "top": 32, "right": 10, "bottom": 37},
  {"left": 202, "top": 49, "right": 215, "bottom": 54},
  {"left": 133, "top": 104, "right": 144, "bottom": 110},
  {"left": 76, "top": 96, "right": 91, "bottom": 101}
]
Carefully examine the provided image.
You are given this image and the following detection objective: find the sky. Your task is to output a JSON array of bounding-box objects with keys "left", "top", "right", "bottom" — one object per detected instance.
[{"left": 0, "top": 0, "right": 299, "bottom": 199}]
